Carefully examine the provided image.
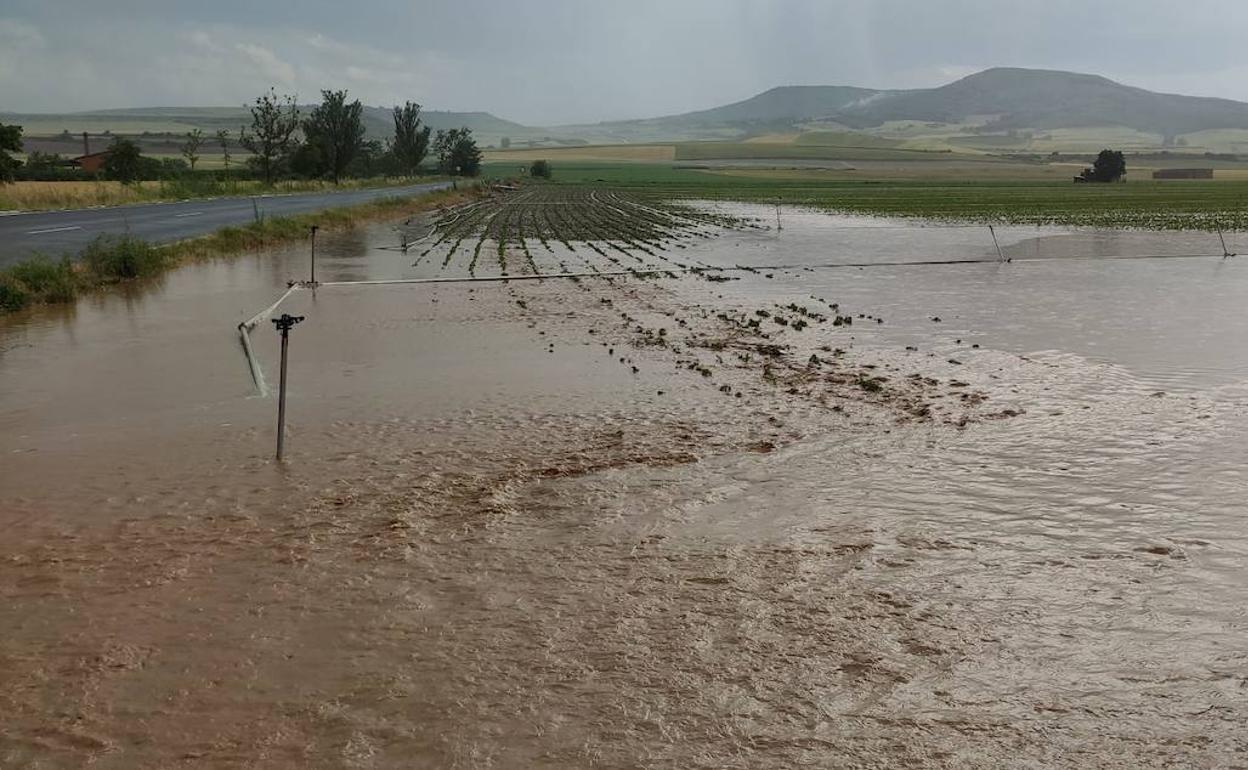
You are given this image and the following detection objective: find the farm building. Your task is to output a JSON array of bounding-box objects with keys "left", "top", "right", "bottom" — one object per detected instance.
[
  {"left": 70, "top": 151, "right": 112, "bottom": 174},
  {"left": 1153, "top": 168, "right": 1214, "bottom": 180}
]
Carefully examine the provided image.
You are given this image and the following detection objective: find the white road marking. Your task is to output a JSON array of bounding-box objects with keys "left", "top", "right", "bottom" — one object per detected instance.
[
  {"left": 26, "top": 225, "right": 82, "bottom": 235},
  {"left": 174, "top": 211, "right": 204, "bottom": 218}
]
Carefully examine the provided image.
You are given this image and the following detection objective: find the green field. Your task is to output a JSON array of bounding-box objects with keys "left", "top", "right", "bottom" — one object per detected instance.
[
  {"left": 484, "top": 160, "right": 1248, "bottom": 231},
  {"left": 673, "top": 142, "right": 952, "bottom": 162}
]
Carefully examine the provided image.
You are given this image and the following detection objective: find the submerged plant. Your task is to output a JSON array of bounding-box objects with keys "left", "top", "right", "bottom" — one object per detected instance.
[{"left": 82, "top": 235, "right": 167, "bottom": 280}]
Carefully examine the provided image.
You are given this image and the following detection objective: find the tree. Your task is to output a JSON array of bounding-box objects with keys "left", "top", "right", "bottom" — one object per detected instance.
[
  {"left": 433, "top": 127, "right": 482, "bottom": 176},
  {"left": 290, "top": 136, "right": 328, "bottom": 179},
  {"left": 0, "top": 123, "right": 22, "bottom": 184},
  {"left": 104, "top": 137, "right": 143, "bottom": 184},
  {"left": 215, "top": 129, "right": 232, "bottom": 176},
  {"left": 530, "top": 159, "right": 551, "bottom": 179},
  {"left": 239, "top": 88, "right": 301, "bottom": 185},
  {"left": 349, "top": 139, "right": 387, "bottom": 178},
  {"left": 451, "top": 130, "right": 483, "bottom": 177},
  {"left": 25, "top": 151, "right": 63, "bottom": 172},
  {"left": 391, "top": 101, "right": 431, "bottom": 176},
  {"left": 432, "top": 128, "right": 456, "bottom": 173},
  {"left": 500, "top": 136, "right": 511, "bottom": 149},
  {"left": 1084, "top": 149, "right": 1127, "bottom": 183},
  {"left": 181, "top": 128, "right": 204, "bottom": 171},
  {"left": 303, "top": 89, "right": 365, "bottom": 184}
]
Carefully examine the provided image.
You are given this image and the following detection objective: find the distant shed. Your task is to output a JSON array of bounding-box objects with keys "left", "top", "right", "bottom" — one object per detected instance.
[{"left": 1153, "top": 168, "right": 1214, "bottom": 180}]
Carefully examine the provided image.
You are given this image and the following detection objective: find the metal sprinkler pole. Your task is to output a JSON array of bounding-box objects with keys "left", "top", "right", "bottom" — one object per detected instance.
[
  {"left": 309, "top": 225, "right": 319, "bottom": 284},
  {"left": 988, "top": 225, "right": 1006, "bottom": 262},
  {"left": 1218, "top": 228, "right": 1236, "bottom": 258},
  {"left": 272, "top": 313, "right": 305, "bottom": 461}
]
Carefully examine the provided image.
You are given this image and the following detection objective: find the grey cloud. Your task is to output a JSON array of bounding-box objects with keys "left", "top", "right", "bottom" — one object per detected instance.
[{"left": 2, "top": 0, "right": 1247, "bottom": 124}]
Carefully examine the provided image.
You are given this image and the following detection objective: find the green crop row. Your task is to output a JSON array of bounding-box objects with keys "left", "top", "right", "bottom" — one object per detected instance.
[{"left": 482, "top": 162, "right": 1248, "bottom": 231}]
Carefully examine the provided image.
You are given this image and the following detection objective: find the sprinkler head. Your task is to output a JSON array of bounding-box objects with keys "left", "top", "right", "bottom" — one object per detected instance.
[{"left": 272, "top": 314, "right": 305, "bottom": 332}]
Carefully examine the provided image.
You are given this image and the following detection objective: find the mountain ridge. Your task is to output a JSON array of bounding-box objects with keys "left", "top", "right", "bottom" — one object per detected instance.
[{"left": 580, "top": 67, "right": 1248, "bottom": 141}]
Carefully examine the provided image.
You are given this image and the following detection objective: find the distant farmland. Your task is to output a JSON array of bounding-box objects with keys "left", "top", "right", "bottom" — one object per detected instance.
[
  {"left": 673, "top": 142, "right": 954, "bottom": 162},
  {"left": 483, "top": 140, "right": 957, "bottom": 165},
  {"left": 479, "top": 160, "right": 1248, "bottom": 231},
  {"left": 485, "top": 144, "right": 676, "bottom": 163}
]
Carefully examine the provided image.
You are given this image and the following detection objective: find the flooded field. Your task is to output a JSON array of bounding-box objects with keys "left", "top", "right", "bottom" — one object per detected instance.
[{"left": 2, "top": 190, "right": 1247, "bottom": 767}]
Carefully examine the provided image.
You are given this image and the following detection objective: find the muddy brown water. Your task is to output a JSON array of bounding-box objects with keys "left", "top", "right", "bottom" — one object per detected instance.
[{"left": 2, "top": 205, "right": 1246, "bottom": 767}]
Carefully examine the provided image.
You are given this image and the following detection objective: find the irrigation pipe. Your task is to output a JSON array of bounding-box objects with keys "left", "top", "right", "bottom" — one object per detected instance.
[
  {"left": 234, "top": 271, "right": 677, "bottom": 395},
  {"left": 235, "top": 250, "right": 1238, "bottom": 395},
  {"left": 757, "top": 252, "right": 1235, "bottom": 271},
  {"left": 237, "top": 285, "right": 298, "bottom": 396},
  {"left": 388, "top": 218, "right": 438, "bottom": 251}
]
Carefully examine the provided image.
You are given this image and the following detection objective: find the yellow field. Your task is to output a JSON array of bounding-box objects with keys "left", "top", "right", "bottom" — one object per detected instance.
[
  {"left": 0, "top": 181, "right": 158, "bottom": 210},
  {"left": 484, "top": 144, "right": 676, "bottom": 163},
  {"left": 1177, "top": 129, "right": 1248, "bottom": 154},
  {"left": 742, "top": 133, "right": 801, "bottom": 144}
]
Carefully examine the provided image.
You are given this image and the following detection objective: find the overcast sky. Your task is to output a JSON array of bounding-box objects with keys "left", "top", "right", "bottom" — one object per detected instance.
[{"left": 4, "top": 0, "right": 1248, "bottom": 125}]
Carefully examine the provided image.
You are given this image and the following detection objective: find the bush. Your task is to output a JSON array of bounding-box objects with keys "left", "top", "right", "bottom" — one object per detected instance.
[
  {"left": 81, "top": 234, "right": 166, "bottom": 280},
  {"left": 162, "top": 174, "right": 225, "bottom": 199},
  {"left": 7, "top": 257, "right": 77, "bottom": 303},
  {"left": 530, "top": 159, "right": 552, "bottom": 179},
  {"left": 14, "top": 166, "right": 95, "bottom": 182},
  {"left": 0, "top": 274, "right": 32, "bottom": 311},
  {"left": 103, "top": 138, "right": 143, "bottom": 184}
]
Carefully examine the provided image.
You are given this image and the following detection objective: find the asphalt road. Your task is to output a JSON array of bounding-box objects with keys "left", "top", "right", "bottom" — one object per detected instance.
[{"left": 0, "top": 181, "right": 452, "bottom": 268}]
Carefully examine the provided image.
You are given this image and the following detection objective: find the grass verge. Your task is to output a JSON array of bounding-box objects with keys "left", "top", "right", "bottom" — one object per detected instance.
[{"left": 0, "top": 186, "right": 476, "bottom": 314}]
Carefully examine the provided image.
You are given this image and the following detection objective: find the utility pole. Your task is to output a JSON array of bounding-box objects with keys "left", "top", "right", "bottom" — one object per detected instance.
[
  {"left": 272, "top": 313, "right": 305, "bottom": 462},
  {"left": 309, "top": 225, "right": 319, "bottom": 285}
]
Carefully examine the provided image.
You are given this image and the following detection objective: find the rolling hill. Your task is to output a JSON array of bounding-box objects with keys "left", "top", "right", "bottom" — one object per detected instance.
[
  {"left": 658, "top": 85, "right": 885, "bottom": 126},
  {"left": 828, "top": 68, "right": 1248, "bottom": 140},
  {"left": 580, "top": 68, "right": 1248, "bottom": 145}
]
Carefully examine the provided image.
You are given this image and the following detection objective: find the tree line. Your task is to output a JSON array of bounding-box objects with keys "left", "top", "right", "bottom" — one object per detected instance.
[
  {"left": 0, "top": 87, "right": 483, "bottom": 185},
  {"left": 237, "top": 87, "right": 481, "bottom": 184}
]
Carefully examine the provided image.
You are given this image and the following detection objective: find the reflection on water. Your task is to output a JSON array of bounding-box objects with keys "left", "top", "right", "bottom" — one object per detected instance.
[
  {"left": 688, "top": 204, "right": 1248, "bottom": 388},
  {"left": 2, "top": 207, "right": 1247, "bottom": 766}
]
